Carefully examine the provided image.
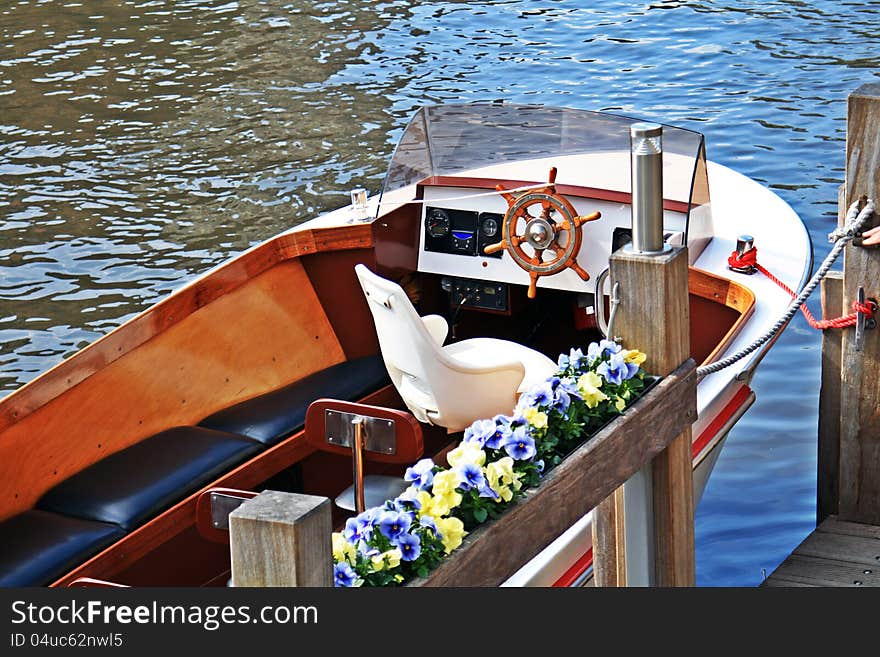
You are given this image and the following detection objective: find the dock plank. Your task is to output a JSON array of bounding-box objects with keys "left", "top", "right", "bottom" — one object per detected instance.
[
  {"left": 817, "top": 516, "right": 880, "bottom": 541},
  {"left": 761, "top": 578, "right": 816, "bottom": 587},
  {"left": 793, "top": 531, "right": 880, "bottom": 568},
  {"left": 766, "top": 554, "right": 880, "bottom": 587},
  {"left": 764, "top": 516, "right": 880, "bottom": 587}
]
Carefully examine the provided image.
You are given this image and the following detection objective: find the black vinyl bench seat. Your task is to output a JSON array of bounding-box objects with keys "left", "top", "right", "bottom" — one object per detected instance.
[
  {"left": 198, "top": 354, "right": 390, "bottom": 445},
  {"left": 1, "top": 354, "right": 390, "bottom": 586},
  {"left": 0, "top": 510, "right": 124, "bottom": 587},
  {"left": 36, "top": 427, "right": 262, "bottom": 532}
]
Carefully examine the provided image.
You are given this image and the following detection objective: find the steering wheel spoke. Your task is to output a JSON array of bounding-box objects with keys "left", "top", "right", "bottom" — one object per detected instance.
[
  {"left": 569, "top": 261, "right": 591, "bottom": 282},
  {"left": 573, "top": 211, "right": 602, "bottom": 228}
]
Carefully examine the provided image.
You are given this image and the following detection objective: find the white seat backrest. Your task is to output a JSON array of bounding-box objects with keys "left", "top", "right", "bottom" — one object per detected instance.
[
  {"left": 354, "top": 265, "right": 444, "bottom": 420},
  {"left": 355, "top": 265, "right": 527, "bottom": 430}
]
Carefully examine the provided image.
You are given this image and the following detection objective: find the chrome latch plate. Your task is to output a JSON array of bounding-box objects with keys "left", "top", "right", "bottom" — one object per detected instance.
[{"left": 325, "top": 409, "right": 397, "bottom": 454}]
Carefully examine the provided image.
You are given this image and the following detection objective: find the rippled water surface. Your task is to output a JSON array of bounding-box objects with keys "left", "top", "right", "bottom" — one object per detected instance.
[{"left": 2, "top": 0, "right": 878, "bottom": 586}]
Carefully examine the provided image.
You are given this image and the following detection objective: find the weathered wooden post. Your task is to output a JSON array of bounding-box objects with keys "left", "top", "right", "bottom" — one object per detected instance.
[
  {"left": 836, "top": 83, "right": 880, "bottom": 526},
  {"left": 229, "top": 490, "right": 333, "bottom": 586},
  {"left": 592, "top": 122, "right": 696, "bottom": 587}
]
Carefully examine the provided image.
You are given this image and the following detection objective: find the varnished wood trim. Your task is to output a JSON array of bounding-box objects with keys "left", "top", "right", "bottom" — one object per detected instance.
[
  {"left": 420, "top": 176, "right": 691, "bottom": 214},
  {"left": 0, "top": 223, "right": 373, "bottom": 435},
  {"left": 688, "top": 267, "right": 756, "bottom": 365}
]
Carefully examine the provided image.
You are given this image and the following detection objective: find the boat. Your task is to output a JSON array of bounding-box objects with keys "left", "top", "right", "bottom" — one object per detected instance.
[{"left": 0, "top": 103, "right": 811, "bottom": 587}]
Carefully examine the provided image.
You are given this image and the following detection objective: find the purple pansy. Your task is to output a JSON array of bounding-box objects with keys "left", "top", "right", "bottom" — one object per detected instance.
[
  {"left": 487, "top": 414, "right": 513, "bottom": 449},
  {"left": 404, "top": 457, "right": 436, "bottom": 490},
  {"left": 587, "top": 339, "right": 622, "bottom": 363},
  {"left": 343, "top": 509, "right": 375, "bottom": 544},
  {"left": 419, "top": 515, "right": 439, "bottom": 536},
  {"left": 597, "top": 352, "right": 638, "bottom": 385},
  {"left": 568, "top": 347, "right": 589, "bottom": 370},
  {"left": 503, "top": 425, "right": 537, "bottom": 461},
  {"left": 334, "top": 562, "right": 358, "bottom": 587},
  {"left": 463, "top": 418, "right": 497, "bottom": 447},
  {"left": 378, "top": 510, "right": 412, "bottom": 543},
  {"left": 456, "top": 462, "right": 498, "bottom": 498},
  {"left": 519, "top": 382, "right": 553, "bottom": 409},
  {"left": 396, "top": 532, "right": 422, "bottom": 562}
]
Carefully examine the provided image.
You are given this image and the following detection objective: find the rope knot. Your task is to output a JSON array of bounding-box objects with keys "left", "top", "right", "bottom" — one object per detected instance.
[
  {"left": 853, "top": 299, "right": 876, "bottom": 318},
  {"left": 727, "top": 246, "right": 758, "bottom": 270}
]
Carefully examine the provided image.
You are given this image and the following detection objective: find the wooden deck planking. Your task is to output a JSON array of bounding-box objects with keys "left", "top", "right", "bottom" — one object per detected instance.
[{"left": 763, "top": 516, "right": 880, "bottom": 587}]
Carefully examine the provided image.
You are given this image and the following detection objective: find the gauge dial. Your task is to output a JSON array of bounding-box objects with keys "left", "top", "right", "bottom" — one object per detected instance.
[
  {"left": 481, "top": 216, "right": 498, "bottom": 238},
  {"left": 426, "top": 208, "right": 450, "bottom": 238}
]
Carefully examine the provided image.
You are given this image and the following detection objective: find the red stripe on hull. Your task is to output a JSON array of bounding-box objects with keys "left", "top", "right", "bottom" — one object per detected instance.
[{"left": 551, "top": 385, "right": 752, "bottom": 587}]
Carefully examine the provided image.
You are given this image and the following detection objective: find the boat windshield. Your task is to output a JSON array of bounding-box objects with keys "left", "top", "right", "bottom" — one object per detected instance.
[{"left": 377, "top": 103, "right": 709, "bottom": 221}]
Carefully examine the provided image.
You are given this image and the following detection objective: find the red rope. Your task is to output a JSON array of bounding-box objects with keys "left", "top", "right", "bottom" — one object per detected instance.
[{"left": 727, "top": 247, "right": 874, "bottom": 330}]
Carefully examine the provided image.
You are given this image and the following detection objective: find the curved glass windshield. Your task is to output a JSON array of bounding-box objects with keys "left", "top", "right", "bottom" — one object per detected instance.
[{"left": 377, "top": 103, "right": 709, "bottom": 225}]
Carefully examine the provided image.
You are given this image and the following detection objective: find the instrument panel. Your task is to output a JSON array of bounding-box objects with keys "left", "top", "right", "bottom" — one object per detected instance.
[{"left": 423, "top": 207, "right": 503, "bottom": 258}]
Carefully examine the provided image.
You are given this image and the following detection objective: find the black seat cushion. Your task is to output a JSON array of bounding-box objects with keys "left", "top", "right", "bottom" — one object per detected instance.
[
  {"left": 198, "top": 354, "right": 390, "bottom": 446},
  {"left": 37, "top": 427, "right": 261, "bottom": 532},
  {"left": 0, "top": 510, "right": 124, "bottom": 587}
]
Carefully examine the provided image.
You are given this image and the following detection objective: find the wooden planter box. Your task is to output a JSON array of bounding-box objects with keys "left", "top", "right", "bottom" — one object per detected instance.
[{"left": 406, "top": 358, "right": 697, "bottom": 587}]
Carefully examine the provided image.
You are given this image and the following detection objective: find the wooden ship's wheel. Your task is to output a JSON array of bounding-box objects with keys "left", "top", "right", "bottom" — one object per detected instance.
[{"left": 483, "top": 167, "right": 601, "bottom": 298}]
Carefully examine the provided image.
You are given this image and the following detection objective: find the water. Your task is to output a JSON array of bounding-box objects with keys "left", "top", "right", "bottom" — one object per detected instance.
[{"left": 1, "top": 0, "right": 876, "bottom": 586}]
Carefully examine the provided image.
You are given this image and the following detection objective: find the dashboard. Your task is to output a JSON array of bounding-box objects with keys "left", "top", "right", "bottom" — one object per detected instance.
[{"left": 416, "top": 184, "right": 687, "bottom": 301}]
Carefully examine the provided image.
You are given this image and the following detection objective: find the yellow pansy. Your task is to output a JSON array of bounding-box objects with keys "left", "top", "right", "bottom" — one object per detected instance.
[
  {"left": 577, "top": 371, "right": 608, "bottom": 408},
  {"left": 371, "top": 548, "right": 402, "bottom": 571},
  {"left": 431, "top": 469, "right": 463, "bottom": 496},
  {"left": 416, "top": 489, "right": 461, "bottom": 518},
  {"left": 435, "top": 517, "right": 467, "bottom": 553},
  {"left": 486, "top": 457, "right": 516, "bottom": 490},
  {"left": 447, "top": 442, "right": 486, "bottom": 468},
  {"left": 415, "top": 490, "right": 434, "bottom": 517},
  {"left": 615, "top": 396, "right": 625, "bottom": 412},
  {"left": 512, "top": 471, "right": 524, "bottom": 491},
  {"left": 332, "top": 532, "right": 357, "bottom": 564},
  {"left": 623, "top": 349, "right": 647, "bottom": 365},
  {"left": 495, "top": 484, "right": 513, "bottom": 503},
  {"left": 432, "top": 491, "right": 463, "bottom": 517},
  {"left": 522, "top": 407, "right": 548, "bottom": 430}
]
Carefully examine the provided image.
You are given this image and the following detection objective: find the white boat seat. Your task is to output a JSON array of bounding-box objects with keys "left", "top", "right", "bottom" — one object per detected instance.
[{"left": 354, "top": 265, "right": 557, "bottom": 432}]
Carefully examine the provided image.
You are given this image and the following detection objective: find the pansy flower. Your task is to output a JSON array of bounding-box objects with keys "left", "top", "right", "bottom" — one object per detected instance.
[
  {"left": 334, "top": 562, "right": 358, "bottom": 587},
  {"left": 502, "top": 425, "right": 537, "bottom": 461},
  {"left": 396, "top": 533, "right": 422, "bottom": 562},
  {"left": 404, "top": 457, "right": 436, "bottom": 490}
]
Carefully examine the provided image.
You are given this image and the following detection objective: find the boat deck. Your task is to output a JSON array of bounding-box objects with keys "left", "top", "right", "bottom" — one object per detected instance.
[{"left": 762, "top": 516, "right": 880, "bottom": 587}]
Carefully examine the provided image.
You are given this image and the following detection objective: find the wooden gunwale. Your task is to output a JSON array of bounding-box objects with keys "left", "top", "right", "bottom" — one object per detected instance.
[{"left": 0, "top": 222, "right": 373, "bottom": 435}]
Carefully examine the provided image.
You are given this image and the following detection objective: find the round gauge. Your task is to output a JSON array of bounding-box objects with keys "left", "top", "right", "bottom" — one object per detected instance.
[
  {"left": 481, "top": 216, "right": 499, "bottom": 237},
  {"left": 427, "top": 208, "right": 450, "bottom": 238}
]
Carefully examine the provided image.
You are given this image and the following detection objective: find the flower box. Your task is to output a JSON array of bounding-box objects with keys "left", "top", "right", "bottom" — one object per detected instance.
[{"left": 331, "top": 340, "right": 696, "bottom": 588}]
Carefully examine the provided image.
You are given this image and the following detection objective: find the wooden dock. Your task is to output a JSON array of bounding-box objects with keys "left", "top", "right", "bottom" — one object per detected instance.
[
  {"left": 766, "top": 82, "right": 880, "bottom": 588},
  {"left": 763, "top": 517, "right": 880, "bottom": 587}
]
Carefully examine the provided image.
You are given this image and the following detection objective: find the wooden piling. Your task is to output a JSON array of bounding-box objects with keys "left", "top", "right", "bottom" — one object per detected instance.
[
  {"left": 767, "top": 83, "right": 880, "bottom": 586},
  {"left": 592, "top": 245, "right": 696, "bottom": 587},
  {"left": 817, "top": 270, "right": 843, "bottom": 524},
  {"left": 838, "top": 83, "right": 880, "bottom": 526},
  {"left": 229, "top": 490, "right": 332, "bottom": 587}
]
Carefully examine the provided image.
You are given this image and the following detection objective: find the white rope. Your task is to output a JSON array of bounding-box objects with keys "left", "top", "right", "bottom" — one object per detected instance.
[{"left": 696, "top": 198, "right": 875, "bottom": 377}]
